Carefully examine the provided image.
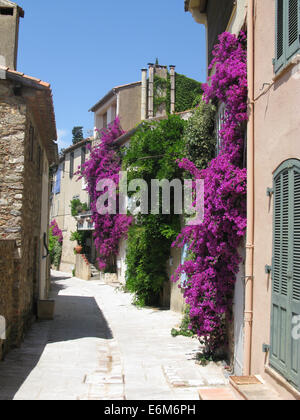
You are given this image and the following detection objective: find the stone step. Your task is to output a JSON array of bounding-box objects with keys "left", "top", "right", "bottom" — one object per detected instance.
[
  {"left": 198, "top": 387, "right": 239, "bottom": 401},
  {"left": 229, "top": 376, "right": 282, "bottom": 400}
]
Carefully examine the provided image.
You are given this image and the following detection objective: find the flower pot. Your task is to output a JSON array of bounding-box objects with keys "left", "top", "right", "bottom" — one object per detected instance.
[{"left": 75, "top": 245, "right": 83, "bottom": 254}]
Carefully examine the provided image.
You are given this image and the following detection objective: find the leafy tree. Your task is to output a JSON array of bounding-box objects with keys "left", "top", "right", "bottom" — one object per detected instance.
[
  {"left": 183, "top": 101, "right": 216, "bottom": 170},
  {"left": 122, "top": 115, "right": 186, "bottom": 306},
  {"left": 72, "top": 126, "right": 84, "bottom": 145}
]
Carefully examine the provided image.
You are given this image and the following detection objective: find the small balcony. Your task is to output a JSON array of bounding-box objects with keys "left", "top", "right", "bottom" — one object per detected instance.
[{"left": 76, "top": 211, "right": 95, "bottom": 231}]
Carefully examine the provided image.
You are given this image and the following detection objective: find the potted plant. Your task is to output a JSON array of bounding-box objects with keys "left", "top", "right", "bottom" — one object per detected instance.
[{"left": 70, "top": 231, "right": 84, "bottom": 254}]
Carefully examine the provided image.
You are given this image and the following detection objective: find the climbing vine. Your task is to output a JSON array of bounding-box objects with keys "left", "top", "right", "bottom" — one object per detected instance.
[
  {"left": 175, "top": 73, "right": 203, "bottom": 113},
  {"left": 152, "top": 71, "right": 203, "bottom": 115},
  {"left": 77, "top": 119, "right": 132, "bottom": 271},
  {"left": 49, "top": 220, "right": 63, "bottom": 270},
  {"left": 183, "top": 101, "right": 216, "bottom": 170},
  {"left": 123, "top": 115, "right": 186, "bottom": 306},
  {"left": 173, "top": 32, "right": 248, "bottom": 353}
]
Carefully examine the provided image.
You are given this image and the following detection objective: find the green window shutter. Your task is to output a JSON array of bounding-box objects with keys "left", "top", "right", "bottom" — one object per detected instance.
[
  {"left": 271, "top": 169, "right": 290, "bottom": 371},
  {"left": 271, "top": 160, "right": 300, "bottom": 390},
  {"left": 275, "top": 0, "right": 285, "bottom": 72},
  {"left": 286, "top": 0, "right": 300, "bottom": 61},
  {"left": 293, "top": 170, "right": 300, "bottom": 302},
  {"left": 291, "top": 168, "right": 300, "bottom": 387}
]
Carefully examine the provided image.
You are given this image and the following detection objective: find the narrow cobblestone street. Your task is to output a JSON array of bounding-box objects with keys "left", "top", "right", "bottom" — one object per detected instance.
[{"left": 0, "top": 271, "right": 227, "bottom": 400}]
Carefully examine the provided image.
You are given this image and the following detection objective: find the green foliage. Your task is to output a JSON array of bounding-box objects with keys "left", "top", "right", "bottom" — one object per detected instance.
[
  {"left": 175, "top": 73, "right": 203, "bottom": 113},
  {"left": 70, "top": 230, "right": 89, "bottom": 246},
  {"left": 72, "top": 126, "right": 84, "bottom": 145},
  {"left": 183, "top": 102, "right": 216, "bottom": 170},
  {"left": 171, "top": 306, "right": 195, "bottom": 338},
  {"left": 70, "top": 199, "right": 89, "bottom": 217},
  {"left": 153, "top": 75, "right": 169, "bottom": 116},
  {"left": 123, "top": 115, "right": 186, "bottom": 306},
  {"left": 49, "top": 227, "right": 62, "bottom": 270}
]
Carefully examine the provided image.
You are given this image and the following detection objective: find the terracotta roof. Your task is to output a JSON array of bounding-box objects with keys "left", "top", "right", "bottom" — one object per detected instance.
[
  {"left": 89, "top": 81, "right": 141, "bottom": 113},
  {"left": 0, "top": 65, "right": 58, "bottom": 164}
]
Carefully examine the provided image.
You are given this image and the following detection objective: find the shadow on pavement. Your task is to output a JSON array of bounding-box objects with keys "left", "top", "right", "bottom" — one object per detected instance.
[{"left": 0, "top": 275, "right": 113, "bottom": 400}]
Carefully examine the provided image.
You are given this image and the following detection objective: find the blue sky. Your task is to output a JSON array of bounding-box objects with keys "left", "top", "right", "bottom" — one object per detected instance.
[{"left": 17, "top": 0, "right": 206, "bottom": 151}]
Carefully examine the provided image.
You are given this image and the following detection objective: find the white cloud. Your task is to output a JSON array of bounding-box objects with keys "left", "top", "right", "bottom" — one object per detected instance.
[{"left": 57, "top": 129, "right": 72, "bottom": 151}]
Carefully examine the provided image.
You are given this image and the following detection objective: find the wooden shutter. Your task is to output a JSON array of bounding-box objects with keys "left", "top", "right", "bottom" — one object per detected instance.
[
  {"left": 290, "top": 167, "right": 300, "bottom": 388},
  {"left": 270, "top": 169, "right": 290, "bottom": 373},
  {"left": 275, "top": 0, "right": 285, "bottom": 72},
  {"left": 271, "top": 161, "right": 300, "bottom": 390},
  {"left": 286, "top": 0, "right": 300, "bottom": 60}
]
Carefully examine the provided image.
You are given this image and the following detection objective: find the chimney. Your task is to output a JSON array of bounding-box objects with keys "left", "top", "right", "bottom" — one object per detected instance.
[
  {"left": 141, "top": 68, "right": 147, "bottom": 120},
  {"left": 169, "top": 65, "right": 176, "bottom": 114},
  {"left": 148, "top": 63, "right": 154, "bottom": 119},
  {"left": 0, "top": 1, "right": 24, "bottom": 70},
  {"left": 154, "top": 64, "right": 168, "bottom": 118}
]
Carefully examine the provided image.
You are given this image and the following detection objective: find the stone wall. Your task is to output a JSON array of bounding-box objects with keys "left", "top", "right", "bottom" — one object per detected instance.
[
  {"left": 0, "top": 80, "right": 46, "bottom": 353},
  {"left": 0, "top": 81, "right": 26, "bottom": 244},
  {"left": 0, "top": 240, "right": 20, "bottom": 360}
]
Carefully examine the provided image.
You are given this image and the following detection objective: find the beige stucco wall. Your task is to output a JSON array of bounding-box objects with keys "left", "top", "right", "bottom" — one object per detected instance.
[
  {"left": 251, "top": 0, "right": 300, "bottom": 398},
  {"left": 117, "top": 237, "right": 127, "bottom": 285},
  {"left": 51, "top": 145, "right": 90, "bottom": 273},
  {"left": 118, "top": 85, "right": 142, "bottom": 132},
  {"left": 167, "top": 247, "right": 185, "bottom": 314},
  {"left": 75, "top": 253, "right": 91, "bottom": 281},
  {"left": 0, "top": 5, "right": 21, "bottom": 69}
]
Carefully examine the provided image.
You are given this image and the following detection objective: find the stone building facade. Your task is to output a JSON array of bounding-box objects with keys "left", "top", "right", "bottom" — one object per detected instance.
[{"left": 0, "top": 67, "right": 57, "bottom": 359}]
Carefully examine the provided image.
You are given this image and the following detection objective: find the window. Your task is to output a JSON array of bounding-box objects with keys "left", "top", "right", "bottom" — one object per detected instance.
[
  {"left": 70, "top": 152, "right": 74, "bottom": 179},
  {"left": 37, "top": 145, "right": 43, "bottom": 175},
  {"left": 103, "top": 112, "right": 108, "bottom": 129},
  {"left": 216, "top": 103, "right": 226, "bottom": 156},
  {"left": 55, "top": 166, "right": 61, "bottom": 194},
  {"left": 29, "top": 125, "right": 35, "bottom": 161},
  {"left": 81, "top": 147, "right": 86, "bottom": 166},
  {"left": 0, "top": 8, "right": 14, "bottom": 15},
  {"left": 274, "top": 0, "right": 300, "bottom": 73}
]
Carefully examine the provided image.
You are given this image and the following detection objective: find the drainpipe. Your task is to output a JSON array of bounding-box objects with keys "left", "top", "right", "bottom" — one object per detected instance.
[
  {"left": 169, "top": 65, "right": 176, "bottom": 114},
  {"left": 148, "top": 63, "right": 154, "bottom": 118},
  {"left": 244, "top": 0, "right": 255, "bottom": 377},
  {"left": 141, "top": 68, "right": 148, "bottom": 120}
]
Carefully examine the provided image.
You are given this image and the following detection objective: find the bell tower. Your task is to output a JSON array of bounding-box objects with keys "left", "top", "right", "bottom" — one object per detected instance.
[{"left": 0, "top": 0, "right": 24, "bottom": 70}]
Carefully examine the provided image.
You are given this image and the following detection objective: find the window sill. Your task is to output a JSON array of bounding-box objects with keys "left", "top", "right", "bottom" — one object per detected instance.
[{"left": 273, "top": 54, "right": 300, "bottom": 82}]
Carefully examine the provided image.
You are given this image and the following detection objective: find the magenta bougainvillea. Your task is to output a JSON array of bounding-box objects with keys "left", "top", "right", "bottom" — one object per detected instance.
[
  {"left": 77, "top": 118, "right": 132, "bottom": 271},
  {"left": 50, "top": 220, "right": 63, "bottom": 244},
  {"left": 173, "top": 32, "right": 248, "bottom": 351}
]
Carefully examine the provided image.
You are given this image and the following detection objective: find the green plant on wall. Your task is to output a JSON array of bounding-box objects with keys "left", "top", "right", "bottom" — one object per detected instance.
[
  {"left": 49, "top": 221, "right": 63, "bottom": 270},
  {"left": 122, "top": 115, "right": 186, "bottom": 306},
  {"left": 183, "top": 101, "right": 216, "bottom": 170},
  {"left": 151, "top": 71, "right": 203, "bottom": 116},
  {"left": 70, "top": 198, "right": 89, "bottom": 217},
  {"left": 175, "top": 73, "right": 203, "bottom": 113}
]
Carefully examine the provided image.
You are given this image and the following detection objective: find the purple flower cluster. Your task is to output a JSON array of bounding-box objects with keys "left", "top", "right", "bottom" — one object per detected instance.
[
  {"left": 50, "top": 220, "right": 63, "bottom": 244},
  {"left": 173, "top": 32, "right": 248, "bottom": 351},
  {"left": 77, "top": 119, "right": 132, "bottom": 271}
]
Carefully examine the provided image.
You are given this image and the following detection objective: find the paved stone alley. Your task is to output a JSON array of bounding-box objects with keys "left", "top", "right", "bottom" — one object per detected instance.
[{"left": 0, "top": 271, "right": 228, "bottom": 400}]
